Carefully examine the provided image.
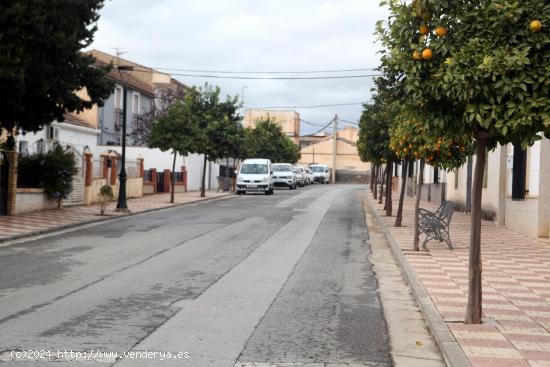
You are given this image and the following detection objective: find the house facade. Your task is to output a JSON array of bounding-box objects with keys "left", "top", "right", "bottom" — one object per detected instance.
[
  {"left": 243, "top": 109, "right": 301, "bottom": 144},
  {"left": 445, "top": 138, "right": 550, "bottom": 238},
  {"left": 16, "top": 87, "right": 102, "bottom": 211},
  {"left": 392, "top": 136, "right": 550, "bottom": 239},
  {"left": 90, "top": 50, "right": 219, "bottom": 192},
  {"left": 97, "top": 68, "right": 155, "bottom": 146},
  {"left": 298, "top": 127, "right": 370, "bottom": 182}
]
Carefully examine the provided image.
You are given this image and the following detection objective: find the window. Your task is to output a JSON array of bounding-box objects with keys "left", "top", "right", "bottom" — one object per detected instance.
[
  {"left": 132, "top": 93, "right": 140, "bottom": 115},
  {"left": 114, "top": 87, "right": 123, "bottom": 109},
  {"left": 19, "top": 140, "right": 28, "bottom": 156},
  {"left": 454, "top": 169, "right": 459, "bottom": 189},
  {"left": 240, "top": 164, "right": 268, "bottom": 174},
  {"left": 512, "top": 143, "right": 527, "bottom": 201},
  {"left": 273, "top": 164, "right": 292, "bottom": 172},
  {"left": 434, "top": 167, "right": 439, "bottom": 184},
  {"left": 408, "top": 160, "right": 414, "bottom": 178}
]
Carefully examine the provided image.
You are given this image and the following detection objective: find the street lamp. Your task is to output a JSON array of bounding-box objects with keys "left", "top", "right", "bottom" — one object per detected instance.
[{"left": 115, "top": 65, "right": 133, "bottom": 212}]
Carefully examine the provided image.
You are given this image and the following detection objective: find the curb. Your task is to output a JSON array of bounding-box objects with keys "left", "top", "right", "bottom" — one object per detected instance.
[
  {"left": 0, "top": 194, "right": 236, "bottom": 246},
  {"left": 364, "top": 194, "right": 471, "bottom": 367}
]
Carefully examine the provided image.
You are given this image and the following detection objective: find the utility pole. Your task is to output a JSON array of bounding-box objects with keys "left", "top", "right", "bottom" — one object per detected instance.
[
  {"left": 241, "top": 85, "right": 248, "bottom": 118},
  {"left": 312, "top": 147, "right": 315, "bottom": 165},
  {"left": 332, "top": 114, "right": 338, "bottom": 183}
]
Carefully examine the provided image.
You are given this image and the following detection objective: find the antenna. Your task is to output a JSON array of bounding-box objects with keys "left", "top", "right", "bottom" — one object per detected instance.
[{"left": 113, "top": 48, "right": 127, "bottom": 67}]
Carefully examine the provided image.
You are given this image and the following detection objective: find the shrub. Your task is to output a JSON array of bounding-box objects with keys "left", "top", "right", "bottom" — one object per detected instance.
[
  {"left": 98, "top": 184, "right": 114, "bottom": 215},
  {"left": 17, "top": 144, "right": 77, "bottom": 208}
]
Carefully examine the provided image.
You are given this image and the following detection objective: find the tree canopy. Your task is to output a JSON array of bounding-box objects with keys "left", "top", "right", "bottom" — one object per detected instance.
[
  {"left": 0, "top": 0, "right": 114, "bottom": 134},
  {"left": 376, "top": 0, "right": 549, "bottom": 324},
  {"left": 148, "top": 96, "right": 198, "bottom": 158},
  {"left": 245, "top": 118, "right": 301, "bottom": 164}
]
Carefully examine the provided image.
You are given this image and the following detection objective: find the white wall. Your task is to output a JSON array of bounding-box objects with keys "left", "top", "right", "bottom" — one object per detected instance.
[
  {"left": 446, "top": 145, "right": 505, "bottom": 218},
  {"left": 538, "top": 138, "right": 550, "bottom": 237},
  {"left": 185, "top": 154, "right": 219, "bottom": 191},
  {"left": 94, "top": 145, "right": 185, "bottom": 170},
  {"left": 94, "top": 145, "right": 220, "bottom": 192},
  {"left": 19, "top": 122, "right": 99, "bottom": 156},
  {"left": 15, "top": 189, "right": 57, "bottom": 214}
]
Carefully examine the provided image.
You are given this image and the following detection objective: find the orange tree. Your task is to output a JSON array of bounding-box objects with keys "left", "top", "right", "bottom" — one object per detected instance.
[
  {"left": 390, "top": 109, "right": 471, "bottom": 244},
  {"left": 358, "top": 90, "right": 398, "bottom": 215},
  {"left": 379, "top": 0, "right": 550, "bottom": 323}
]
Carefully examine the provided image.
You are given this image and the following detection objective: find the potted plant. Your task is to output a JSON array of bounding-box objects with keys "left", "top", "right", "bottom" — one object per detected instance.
[{"left": 98, "top": 184, "right": 114, "bottom": 215}]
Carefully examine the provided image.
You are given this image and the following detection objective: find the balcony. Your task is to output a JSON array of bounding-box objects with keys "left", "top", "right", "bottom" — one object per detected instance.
[{"left": 114, "top": 108, "right": 123, "bottom": 130}]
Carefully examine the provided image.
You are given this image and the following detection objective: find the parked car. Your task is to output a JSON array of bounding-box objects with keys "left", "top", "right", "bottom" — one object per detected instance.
[
  {"left": 272, "top": 163, "right": 297, "bottom": 190},
  {"left": 293, "top": 167, "right": 306, "bottom": 187},
  {"left": 306, "top": 168, "right": 313, "bottom": 185},
  {"left": 237, "top": 158, "right": 274, "bottom": 195},
  {"left": 299, "top": 167, "right": 310, "bottom": 185},
  {"left": 310, "top": 164, "right": 331, "bottom": 184}
]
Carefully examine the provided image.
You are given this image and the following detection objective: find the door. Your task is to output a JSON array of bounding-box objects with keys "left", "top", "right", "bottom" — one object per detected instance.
[
  {"left": 0, "top": 152, "right": 8, "bottom": 215},
  {"left": 156, "top": 171, "right": 164, "bottom": 193}
]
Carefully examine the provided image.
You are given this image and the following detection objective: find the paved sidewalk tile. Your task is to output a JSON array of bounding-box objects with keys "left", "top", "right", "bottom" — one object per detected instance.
[
  {"left": 371, "top": 192, "right": 550, "bottom": 367},
  {"left": 0, "top": 191, "right": 231, "bottom": 242}
]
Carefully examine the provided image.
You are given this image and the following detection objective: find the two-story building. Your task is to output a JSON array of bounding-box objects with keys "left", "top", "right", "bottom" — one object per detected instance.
[
  {"left": 89, "top": 50, "right": 219, "bottom": 192},
  {"left": 96, "top": 65, "right": 155, "bottom": 146}
]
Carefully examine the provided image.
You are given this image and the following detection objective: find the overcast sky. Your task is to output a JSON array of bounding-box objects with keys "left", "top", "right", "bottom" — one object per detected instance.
[{"left": 90, "top": 0, "right": 389, "bottom": 135}]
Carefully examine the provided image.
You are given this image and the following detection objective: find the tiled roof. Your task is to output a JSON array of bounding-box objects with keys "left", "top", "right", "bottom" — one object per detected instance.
[
  {"left": 105, "top": 67, "right": 155, "bottom": 96},
  {"left": 61, "top": 113, "right": 94, "bottom": 128},
  {"left": 89, "top": 49, "right": 188, "bottom": 94}
]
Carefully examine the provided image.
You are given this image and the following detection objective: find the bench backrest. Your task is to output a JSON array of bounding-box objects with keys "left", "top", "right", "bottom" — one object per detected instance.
[{"left": 437, "top": 201, "right": 455, "bottom": 224}]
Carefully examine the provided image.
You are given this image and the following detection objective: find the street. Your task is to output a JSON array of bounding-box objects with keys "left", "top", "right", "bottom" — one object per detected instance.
[{"left": 0, "top": 185, "right": 393, "bottom": 367}]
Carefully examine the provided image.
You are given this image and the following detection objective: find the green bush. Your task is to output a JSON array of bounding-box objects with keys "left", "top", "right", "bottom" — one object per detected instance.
[
  {"left": 98, "top": 184, "right": 114, "bottom": 215},
  {"left": 17, "top": 144, "right": 77, "bottom": 208}
]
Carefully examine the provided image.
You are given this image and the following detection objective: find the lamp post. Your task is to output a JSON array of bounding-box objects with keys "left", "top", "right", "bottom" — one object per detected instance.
[{"left": 116, "top": 65, "right": 133, "bottom": 212}]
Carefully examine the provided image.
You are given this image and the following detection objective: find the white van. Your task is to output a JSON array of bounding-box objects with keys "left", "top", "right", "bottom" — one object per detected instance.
[
  {"left": 310, "top": 164, "right": 331, "bottom": 184},
  {"left": 237, "top": 158, "right": 274, "bottom": 195}
]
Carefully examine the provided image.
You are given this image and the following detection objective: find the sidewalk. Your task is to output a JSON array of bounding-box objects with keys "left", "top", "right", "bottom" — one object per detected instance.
[
  {"left": 367, "top": 192, "right": 550, "bottom": 367},
  {"left": 0, "top": 191, "right": 232, "bottom": 243}
]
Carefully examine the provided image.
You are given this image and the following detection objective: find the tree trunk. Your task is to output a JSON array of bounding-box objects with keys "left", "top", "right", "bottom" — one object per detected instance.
[
  {"left": 413, "top": 159, "right": 425, "bottom": 251},
  {"left": 369, "top": 163, "right": 376, "bottom": 192},
  {"left": 170, "top": 150, "right": 177, "bottom": 203},
  {"left": 466, "top": 155, "right": 473, "bottom": 213},
  {"left": 386, "top": 161, "right": 393, "bottom": 216},
  {"left": 200, "top": 154, "right": 208, "bottom": 198},
  {"left": 395, "top": 160, "right": 408, "bottom": 227},
  {"left": 465, "top": 138, "right": 488, "bottom": 324},
  {"left": 373, "top": 165, "right": 379, "bottom": 199},
  {"left": 379, "top": 164, "right": 386, "bottom": 205}
]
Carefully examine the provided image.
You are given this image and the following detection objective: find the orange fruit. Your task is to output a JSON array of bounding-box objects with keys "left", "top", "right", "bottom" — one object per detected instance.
[
  {"left": 530, "top": 20, "right": 542, "bottom": 32},
  {"left": 435, "top": 26, "right": 447, "bottom": 37},
  {"left": 422, "top": 48, "right": 433, "bottom": 60},
  {"left": 412, "top": 50, "right": 423, "bottom": 60},
  {"left": 419, "top": 24, "right": 429, "bottom": 35}
]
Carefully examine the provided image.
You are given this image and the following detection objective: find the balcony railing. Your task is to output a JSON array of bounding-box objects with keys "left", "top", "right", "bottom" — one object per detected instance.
[
  {"left": 114, "top": 108, "right": 123, "bottom": 130},
  {"left": 132, "top": 114, "right": 144, "bottom": 132}
]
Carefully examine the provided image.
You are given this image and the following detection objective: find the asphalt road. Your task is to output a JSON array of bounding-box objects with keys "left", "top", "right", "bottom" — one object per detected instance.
[{"left": 0, "top": 184, "right": 392, "bottom": 367}]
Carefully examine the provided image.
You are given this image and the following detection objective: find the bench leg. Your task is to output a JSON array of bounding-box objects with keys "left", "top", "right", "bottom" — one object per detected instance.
[
  {"left": 445, "top": 230, "right": 453, "bottom": 250},
  {"left": 421, "top": 234, "right": 432, "bottom": 250}
]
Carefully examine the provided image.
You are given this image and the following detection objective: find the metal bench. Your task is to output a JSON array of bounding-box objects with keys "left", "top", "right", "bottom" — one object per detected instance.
[{"left": 418, "top": 201, "right": 455, "bottom": 249}]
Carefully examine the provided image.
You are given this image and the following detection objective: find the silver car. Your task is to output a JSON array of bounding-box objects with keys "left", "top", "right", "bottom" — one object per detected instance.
[
  {"left": 293, "top": 168, "right": 306, "bottom": 187},
  {"left": 272, "top": 163, "right": 297, "bottom": 189}
]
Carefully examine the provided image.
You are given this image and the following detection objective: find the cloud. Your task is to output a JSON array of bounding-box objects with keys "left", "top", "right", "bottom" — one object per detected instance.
[{"left": 91, "top": 0, "right": 389, "bottom": 133}]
